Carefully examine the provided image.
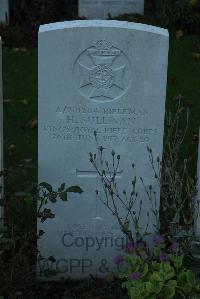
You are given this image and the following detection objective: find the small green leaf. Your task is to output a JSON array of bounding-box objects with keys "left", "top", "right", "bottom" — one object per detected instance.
[
  {"left": 122, "top": 281, "right": 134, "bottom": 289},
  {"left": 149, "top": 273, "right": 163, "bottom": 294},
  {"left": 177, "top": 273, "right": 193, "bottom": 295},
  {"left": 49, "top": 192, "right": 57, "bottom": 203},
  {"left": 167, "top": 280, "right": 177, "bottom": 288},
  {"left": 142, "top": 262, "right": 149, "bottom": 277},
  {"left": 129, "top": 283, "right": 145, "bottom": 299},
  {"left": 160, "top": 262, "right": 175, "bottom": 280},
  {"left": 152, "top": 261, "right": 159, "bottom": 270},
  {"left": 66, "top": 186, "right": 83, "bottom": 193},
  {"left": 38, "top": 208, "right": 55, "bottom": 222},
  {"left": 178, "top": 272, "right": 188, "bottom": 285},
  {"left": 170, "top": 254, "right": 183, "bottom": 269},
  {"left": 178, "top": 285, "right": 192, "bottom": 295},
  {"left": 153, "top": 246, "right": 161, "bottom": 257},
  {"left": 145, "top": 281, "right": 156, "bottom": 294},
  {"left": 161, "top": 284, "right": 176, "bottom": 299},
  {"left": 150, "top": 272, "right": 163, "bottom": 284},
  {"left": 38, "top": 230, "right": 45, "bottom": 236},
  {"left": 59, "top": 192, "right": 68, "bottom": 201},
  {"left": 120, "top": 272, "right": 129, "bottom": 280},
  {"left": 122, "top": 222, "right": 129, "bottom": 233},
  {"left": 39, "top": 182, "right": 53, "bottom": 192},
  {"left": 58, "top": 183, "right": 66, "bottom": 192},
  {"left": 48, "top": 255, "right": 56, "bottom": 263},
  {"left": 186, "top": 270, "right": 196, "bottom": 286}
]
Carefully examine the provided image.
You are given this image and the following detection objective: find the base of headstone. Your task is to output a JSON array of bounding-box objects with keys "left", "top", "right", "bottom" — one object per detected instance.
[{"left": 79, "top": 0, "right": 144, "bottom": 19}]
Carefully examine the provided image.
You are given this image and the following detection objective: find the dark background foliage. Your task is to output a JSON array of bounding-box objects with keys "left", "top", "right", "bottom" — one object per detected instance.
[
  {"left": 0, "top": 0, "right": 199, "bottom": 47},
  {"left": 154, "top": 0, "right": 200, "bottom": 32},
  {"left": 0, "top": 0, "right": 78, "bottom": 47},
  {"left": 9, "top": 0, "right": 78, "bottom": 25}
]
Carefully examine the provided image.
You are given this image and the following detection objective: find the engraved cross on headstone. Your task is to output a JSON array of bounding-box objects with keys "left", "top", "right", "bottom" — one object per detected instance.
[{"left": 76, "top": 167, "right": 123, "bottom": 220}]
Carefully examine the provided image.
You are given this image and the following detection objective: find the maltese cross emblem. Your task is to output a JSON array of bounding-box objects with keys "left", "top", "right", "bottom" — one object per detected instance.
[{"left": 74, "top": 40, "right": 132, "bottom": 102}]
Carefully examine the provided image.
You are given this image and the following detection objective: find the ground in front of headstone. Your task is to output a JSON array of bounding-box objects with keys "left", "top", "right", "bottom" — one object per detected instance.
[
  {"left": 5, "top": 278, "right": 128, "bottom": 298},
  {"left": 36, "top": 279, "right": 128, "bottom": 299}
]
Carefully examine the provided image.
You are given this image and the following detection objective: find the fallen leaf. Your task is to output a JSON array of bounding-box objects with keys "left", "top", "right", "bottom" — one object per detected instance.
[
  {"left": 169, "top": 75, "right": 177, "bottom": 84},
  {"left": 172, "top": 94, "right": 184, "bottom": 101},
  {"left": 3, "top": 99, "right": 12, "bottom": 104},
  {"left": 29, "top": 119, "right": 38, "bottom": 128},
  {"left": 192, "top": 134, "right": 199, "bottom": 145},
  {"left": 184, "top": 100, "right": 192, "bottom": 107},
  {"left": 13, "top": 48, "right": 20, "bottom": 52},
  {"left": 21, "top": 99, "right": 28, "bottom": 105},
  {"left": 105, "top": 272, "right": 115, "bottom": 282},
  {"left": 8, "top": 144, "right": 15, "bottom": 150},
  {"left": 14, "top": 291, "right": 23, "bottom": 298},
  {"left": 192, "top": 52, "right": 200, "bottom": 59},
  {"left": 175, "top": 30, "right": 184, "bottom": 39},
  {"left": 190, "top": 0, "right": 198, "bottom": 5},
  {"left": 188, "top": 153, "right": 196, "bottom": 161}
]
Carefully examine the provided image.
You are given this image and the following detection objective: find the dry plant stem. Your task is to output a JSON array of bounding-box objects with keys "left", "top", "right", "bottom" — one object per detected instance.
[
  {"left": 90, "top": 99, "right": 197, "bottom": 250},
  {"left": 37, "top": 188, "right": 49, "bottom": 215},
  {"left": 156, "top": 98, "right": 196, "bottom": 240},
  {"left": 1, "top": 230, "right": 36, "bottom": 293},
  {"left": 90, "top": 145, "right": 149, "bottom": 242}
]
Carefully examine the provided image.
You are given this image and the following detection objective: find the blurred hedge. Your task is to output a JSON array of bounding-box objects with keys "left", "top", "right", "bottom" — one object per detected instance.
[
  {"left": 0, "top": 0, "right": 78, "bottom": 47},
  {"left": 9, "top": 0, "right": 78, "bottom": 26},
  {"left": 0, "top": 0, "right": 199, "bottom": 47},
  {"left": 9, "top": 0, "right": 199, "bottom": 32},
  {"left": 146, "top": 0, "right": 200, "bottom": 32}
]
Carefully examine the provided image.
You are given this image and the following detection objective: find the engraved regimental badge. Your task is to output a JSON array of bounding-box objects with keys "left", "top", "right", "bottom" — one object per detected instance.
[{"left": 74, "top": 40, "right": 132, "bottom": 102}]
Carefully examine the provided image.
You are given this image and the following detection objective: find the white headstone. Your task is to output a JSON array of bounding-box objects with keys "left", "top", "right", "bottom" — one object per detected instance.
[
  {"left": 195, "top": 130, "right": 200, "bottom": 238},
  {"left": 38, "top": 20, "right": 169, "bottom": 278},
  {"left": 0, "top": 0, "right": 9, "bottom": 23},
  {"left": 79, "top": 0, "right": 144, "bottom": 19},
  {"left": 0, "top": 37, "right": 3, "bottom": 221}
]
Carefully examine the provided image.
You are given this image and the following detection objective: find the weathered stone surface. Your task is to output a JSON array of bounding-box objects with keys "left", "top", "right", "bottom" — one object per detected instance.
[
  {"left": 79, "top": 0, "right": 144, "bottom": 19},
  {"left": 38, "top": 20, "right": 169, "bottom": 278}
]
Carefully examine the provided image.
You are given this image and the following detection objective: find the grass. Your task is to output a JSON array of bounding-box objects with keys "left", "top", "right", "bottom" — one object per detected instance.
[
  {"left": 3, "top": 49, "right": 37, "bottom": 168},
  {"left": 167, "top": 35, "right": 200, "bottom": 160},
  {"left": 3, "top": 49, "right": 37, "bottom": 229}
]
